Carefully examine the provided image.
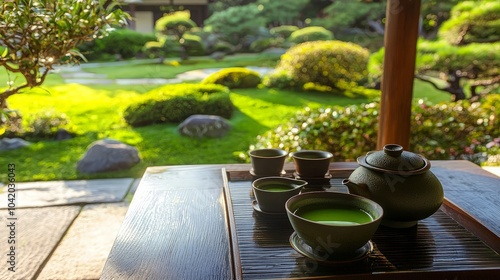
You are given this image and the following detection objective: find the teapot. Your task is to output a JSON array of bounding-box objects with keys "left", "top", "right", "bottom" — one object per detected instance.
[{"left": 342, "top": 144, "right": 444, "bottom": 228}]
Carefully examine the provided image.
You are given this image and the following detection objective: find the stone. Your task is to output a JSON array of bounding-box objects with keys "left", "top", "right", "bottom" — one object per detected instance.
[
  {"left": 0, "top": 206, "right": 81, "bottom": 280},
  {"left": 0, "top": 178, "right": 133, "bottom": 208},
  {"left": 210, "top": 51, "right": 226, "bottom": 61},
  {"left": 77, "top": 139, "right": 140, "bottom": 173},
  {"left": 178, "top": 114, "right": 231, "bottom": 138},
  {"left": 56, "top": 128, "right": 72, "bottom": 140},
  {"left": 0, "top": 137, "right": 31, "bottom": 151},
  {"left": 37, "top": 203, "right": 129, "bottom": 280},
  {"left": 262, "top": 47, "right": 287, "bottom": 56}
]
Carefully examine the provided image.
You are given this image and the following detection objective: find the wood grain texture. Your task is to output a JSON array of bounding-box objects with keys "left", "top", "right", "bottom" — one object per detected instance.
[
  {"left": 431, "top": 160, "right": 500, "bottom": 253},
  {"left": 101, "top": 166, "right": 233, "bottom": 280},
  {"left": 102, "top": 161, "right": 499, "bottom": 279},
  {"left": 228, "top": 178, "right": 500, "bottom": 279}
]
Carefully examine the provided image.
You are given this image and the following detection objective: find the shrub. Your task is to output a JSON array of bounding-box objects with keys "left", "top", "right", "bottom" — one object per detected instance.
[
  {"left": 249, "top": 37, "right": 285, "bottom": 53},
  {"left": 123, "top": 84, "right": 234, "bottom": 126},
  {"left": 211, "top": 40, "right": 236, "bottom": 54},
  {"left": 288, "top": 26, "right": 334, "bottom": 44},
  {"left": 265, "top": 40, "right": 369, "bottom": 91},
  {"left": 24, "top": 110, "right": 74, "bottom": 139},
  {"left": 181, "top": 33, "right": 205, "bottom": 56},
  {"left": 270, "top": 25, "right": 299, "bottom": 39},
  {"left": 78, "top": 29, "right": 156, "bottom": 61},
  {"left": 251, "top": 94, "right": 500, "bottom": 164},
  {"left": 202, "top": 68, "right": 261, "bottom": 89}
]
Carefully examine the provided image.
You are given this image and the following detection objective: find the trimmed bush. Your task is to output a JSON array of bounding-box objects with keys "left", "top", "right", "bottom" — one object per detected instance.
[
  {"left": 251, "top": 94, "right": 500, "bottom": 164},
  {"left": 155, "top": 11, "right": 197, "bottom": 38},
  {"left": 288, "top": 26, "right": 334, "bottom": 44},
  {"left": 211, "top": 40, "right": 236, "bottom": 53},
  {"left": 1, "top": 110, "right": 77, "bottom": 140},
  {"left": 202, "top": 68, "right": 262, "bottom": 89},
  {"left": 123, "top": 84, "right": 234, "bottom": 126},
  {"left": 182, "top": 33, "right": 205, "bottom": 56},
  {"left": 264, "top": 40, "right": 369, "bottom": 91},
  {"left": 77, "top": 29, "right": 156, "bottom": 61},
  {"left": 270, "top": 25, "right": 299, "bottom": 39},
  {"left": 249, "top": 37, "right": 285, "bottom": 53}
]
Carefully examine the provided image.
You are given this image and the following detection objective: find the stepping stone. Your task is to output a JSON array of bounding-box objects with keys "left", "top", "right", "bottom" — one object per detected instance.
[
  {"left": 0, "top": 178, "right": 133, "bottom": 208},
  {"left": 37, "top": 202, "right": 129, "bottom": 280},
  {"left": 0, "top": 206, "right": 81, "bottom": 280}
]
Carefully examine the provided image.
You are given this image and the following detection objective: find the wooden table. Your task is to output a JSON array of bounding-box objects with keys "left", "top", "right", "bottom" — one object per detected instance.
[{"left": 101, "top": 161, "right": 500, "bottom": 279}]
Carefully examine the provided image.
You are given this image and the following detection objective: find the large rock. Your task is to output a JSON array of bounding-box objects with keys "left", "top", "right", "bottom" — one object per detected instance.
[
  {"left": 178, "top": 114, "right": 231, "bottom": 138},
  {"left": 0, "top": 137, "right": 31, "bottom": 151},
  {"left": 77, "top": 139, "right": 140, "bottom": 173}
]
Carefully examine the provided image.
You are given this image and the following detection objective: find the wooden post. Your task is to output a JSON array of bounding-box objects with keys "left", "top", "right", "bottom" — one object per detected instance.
[{"left": 377, "top": 0, "right": 422, "bottom": 150}]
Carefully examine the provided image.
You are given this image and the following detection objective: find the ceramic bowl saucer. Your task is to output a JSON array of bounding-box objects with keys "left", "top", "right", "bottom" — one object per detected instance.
[
  {"left": 250, "top": 169, "right": 287, "bottom": 177},
  {"left": 293, "top": 172, "right": 332, "bottom": 185},
  {"left": 289, "top": 232, "right": 373, "bottom": 266},
  {"left": 252, "top": 200, "right": 287, "bottom": 217}
]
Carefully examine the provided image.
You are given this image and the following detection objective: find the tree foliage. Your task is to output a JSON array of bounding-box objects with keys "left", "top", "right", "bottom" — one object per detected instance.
[
  {"left": 438, "top": 0, "right": 500, "bottom": 45},
  {"left": 314, "top": 0, "right": 386, "bottom": 32},
  {"left": 416, "top": 0, "right": 500, "bottom": 100},
  {"left": 0, "top": 0, "right": 128, "bottom": 109},
  {"left": 154, "top": 11, "right": 199, "bottom": 60},
  {"left": 256, "top": 0, "right": 309, "bottom": 26},
  {"left": 204, "top": 4, "right": 265, "bottom": 45}
]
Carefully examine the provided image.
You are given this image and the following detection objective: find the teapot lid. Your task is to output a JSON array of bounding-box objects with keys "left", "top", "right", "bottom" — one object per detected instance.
[{"left": 358, "top": 144, "right": 430, "bottom": 175}]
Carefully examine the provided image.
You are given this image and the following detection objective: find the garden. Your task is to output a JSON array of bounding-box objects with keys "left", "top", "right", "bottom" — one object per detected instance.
[{"left": 0, "top": 0, "right": 498, "bottom": 183}]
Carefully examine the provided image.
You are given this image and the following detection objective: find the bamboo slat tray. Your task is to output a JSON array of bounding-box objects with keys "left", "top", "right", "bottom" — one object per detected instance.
[{"left": 223, "top": 169, "right": 500, "bottom": 279}]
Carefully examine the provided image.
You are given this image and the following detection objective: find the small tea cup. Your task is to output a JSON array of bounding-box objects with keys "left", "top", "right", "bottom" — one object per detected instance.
[
  {"left": 291, "top": 150, "right": 333, "bottom": 178},
  {"left": 252, "top": 177, "right": 307, "bottom": 213},
  {"left": 249, "top": 148, "right": 288, "bottom": 176}
]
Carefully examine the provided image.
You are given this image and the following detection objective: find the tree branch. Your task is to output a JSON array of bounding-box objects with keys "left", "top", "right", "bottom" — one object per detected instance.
[{"left": 415, "top": 74, "right": 448, "bottom": 91}]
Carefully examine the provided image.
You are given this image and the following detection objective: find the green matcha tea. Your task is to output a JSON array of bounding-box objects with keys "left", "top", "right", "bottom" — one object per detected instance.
[
  {"left": 294, "top": 205, "right": 373, "bottom": 226},
  {"left": 259, "top": 184, "right": 295, "bottom": 192}
]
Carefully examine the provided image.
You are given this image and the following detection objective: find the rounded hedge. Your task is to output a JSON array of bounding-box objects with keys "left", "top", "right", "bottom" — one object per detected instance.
[
  {"left": 270, "top": 25, "right": 299, "bottom": 39},
  {"left": 288, "top": 26, "right": 334, "bottom": 44},
  {"left": 264, "top": 40, "right": 369, "bottom": 91},
  {"left": 77, "top": 29, "right": 156, "bottom": 61},
  {"left": 251, "top": 94, "right": 500, "bottom": 165},
  {"left": 123, "top": 84, "right": 234, "bottom": 127},
  {"left": 201, "top": 67, "right": 261, "bottom": 89}
]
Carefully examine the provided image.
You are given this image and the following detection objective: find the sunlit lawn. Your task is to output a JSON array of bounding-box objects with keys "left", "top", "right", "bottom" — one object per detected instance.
[{"left": 0, "top": 54, "right": 448, "bottom": 182}]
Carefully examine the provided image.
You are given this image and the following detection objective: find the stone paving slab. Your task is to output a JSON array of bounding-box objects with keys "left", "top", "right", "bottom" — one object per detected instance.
[
  {"left": 0, "top": 178, "right": 133, "bottom": 209},
  {"left": 0, "top": 206, "right": 81, "bottom": 280},
  {"left": 37, "top": 202, "right": 129, "bottom": 280}
]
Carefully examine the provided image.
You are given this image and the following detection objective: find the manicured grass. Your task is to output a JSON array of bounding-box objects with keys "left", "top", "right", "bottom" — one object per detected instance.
[
  {"left": 0, "top": 54, "right": 448, "bottom": 182},
  {"left": 84, "top": 53, "right": 281, "bottom": 79}
]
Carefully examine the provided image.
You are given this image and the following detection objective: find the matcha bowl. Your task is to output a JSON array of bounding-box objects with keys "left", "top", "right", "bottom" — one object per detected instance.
[
  {"left": 252, "top": 177, "right": 307, "bottom": 213},
  {"left": 286, "top": 192, "right": 383, "bottom": 255}
]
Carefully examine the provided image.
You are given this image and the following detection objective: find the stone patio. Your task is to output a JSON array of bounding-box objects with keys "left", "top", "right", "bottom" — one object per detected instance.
[{"left": 0, "top": 178, "right": 139, "bottom": 280}]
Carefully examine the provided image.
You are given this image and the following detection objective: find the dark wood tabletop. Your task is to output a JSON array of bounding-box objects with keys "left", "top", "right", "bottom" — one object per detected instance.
[{"left": 101, "top": 161, "right": 500, "bottom": 280}]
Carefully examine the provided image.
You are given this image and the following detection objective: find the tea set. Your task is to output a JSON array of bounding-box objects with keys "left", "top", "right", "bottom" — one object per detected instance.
[{"left": 248, "top": 144, "right": 444, "bottom": 265}]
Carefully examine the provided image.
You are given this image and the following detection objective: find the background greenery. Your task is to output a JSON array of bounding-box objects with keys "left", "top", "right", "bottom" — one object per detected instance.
[{"left": 0, "top": 54, "right": 448, "bottom": 182}]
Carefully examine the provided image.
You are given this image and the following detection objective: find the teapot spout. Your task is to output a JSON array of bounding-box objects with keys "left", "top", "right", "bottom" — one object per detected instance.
[{"left": 342, "top": 179, "right": 371, "bottom": 198}]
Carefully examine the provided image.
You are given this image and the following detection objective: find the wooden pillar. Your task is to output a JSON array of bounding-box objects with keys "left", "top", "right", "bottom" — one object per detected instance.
[{"left": 377, "top": 0, "right": 421, "bottom": 150}]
